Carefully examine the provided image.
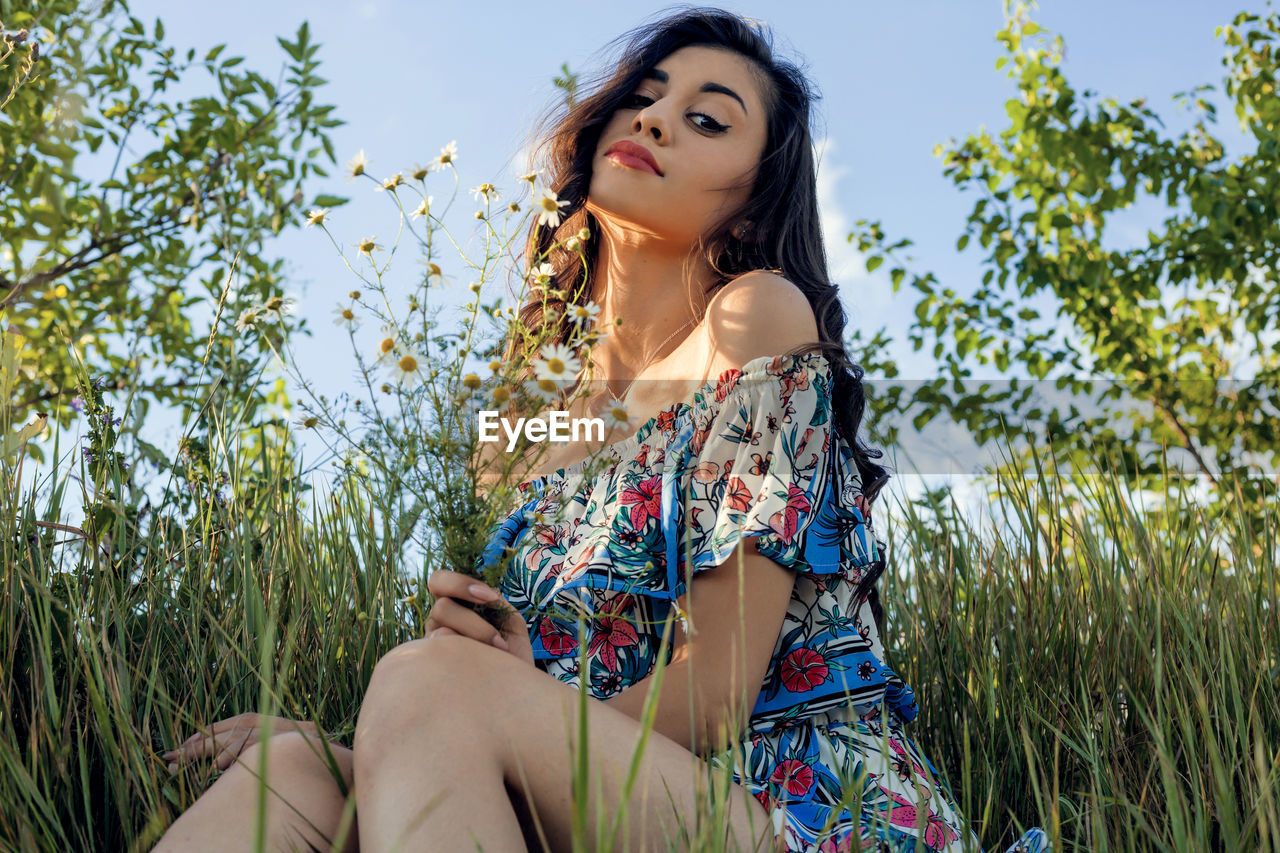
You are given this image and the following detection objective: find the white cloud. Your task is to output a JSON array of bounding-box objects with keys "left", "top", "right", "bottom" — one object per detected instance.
[{"left": 814, "top": 136, "right": 893, "bottom": 318}]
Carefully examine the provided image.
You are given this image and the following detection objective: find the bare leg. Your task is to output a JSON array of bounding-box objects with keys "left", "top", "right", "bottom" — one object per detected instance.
[
  {"left": 354, "top": 634, "right": 775, "bottom": 853},
  {"left": 354, "top": 643, "right": 528, "bottom": 853},
  {"left": 154, "top": 731, "right": 358, "bottom": 853}
]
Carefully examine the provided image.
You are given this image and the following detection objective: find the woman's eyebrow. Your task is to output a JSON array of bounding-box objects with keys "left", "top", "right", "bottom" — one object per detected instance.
[{"left": 643, "top": 67, "right": 749, "bottom": 116}]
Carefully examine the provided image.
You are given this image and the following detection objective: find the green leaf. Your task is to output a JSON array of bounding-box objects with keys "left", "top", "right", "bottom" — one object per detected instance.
[
  {"left": 1, "top": 414, "right": 47, "bottom": 459},
  {"left": 312, "top": 194, "right": 349, "bottom": 208},
  {"left": 277, "top": 36, "right": 303, "bottom": 63},
  {"left": 865, "top": 256, "right": 883, "bottom": 274}
]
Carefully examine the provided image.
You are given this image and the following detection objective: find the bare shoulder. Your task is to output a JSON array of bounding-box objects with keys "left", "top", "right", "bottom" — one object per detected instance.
[{"left": 701, "top": 270, "right": 819, "bottom": 372}]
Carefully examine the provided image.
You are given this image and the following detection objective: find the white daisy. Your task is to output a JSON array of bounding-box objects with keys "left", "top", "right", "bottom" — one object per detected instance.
[
  {"left": 533, "top": 187, "right": 567, "bottom": 229},
  {"left": 600, "top": 396, "right": 630, "bottom": 430},
  {"left": 387, "top": 350, "right": 427, "bottom": 387},
  {"left": 260, "top": 295, "right": 297, "bottom": 318},
  {"left": 577, "top": 326, "right": 609, "bottom": 347},
  {"left": 356, "top": 237, "right": 383, "bottom": 258},
  {"left": 487, "top": 384, "right": 512, "bottom": 408},
  {"left": 347, "top": 149, "right": 369, "bottom": 178},
  {"left": 421, "top": 260, "right": 444, "bottom": 288},
  {"left": 565, "top": 301, "right": 601, "bottom": 327},
  {"left": 410, "top": 196, "right": 433, "bottom": 220},
  {"left": 376, "top": 324, "right": 403, "bottom": 366},
  {"left": 305, "top": 208, "right": 330, "bottom": 227},
  {"left": 469, "top": 183, "right": 500, "bottom": 202},
  {"left": 380, "top": 173, "right": 404, "bottom": 191},
  {"left": 524, "top": 377, "right": 562, "bottom": 404},
  {"left": 533, "top": 343, "right": 581, "bottom": 382},
  {"left": 430, "top": 140, "right": 458, "bottom": 171},
  {"left": 234, "top": 307, "right": 261, "bottom": 334},
  {"left": 332, "top": 305, "right": 360, "bottom": 330},
  {"left": 529, "top": 262, "right": 555, "bottom": 289}
]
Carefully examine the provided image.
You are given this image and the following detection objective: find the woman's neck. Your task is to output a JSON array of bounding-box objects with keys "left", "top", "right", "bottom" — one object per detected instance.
[{"left": 586, "top": 222, "right": 714, "bottom": 389}]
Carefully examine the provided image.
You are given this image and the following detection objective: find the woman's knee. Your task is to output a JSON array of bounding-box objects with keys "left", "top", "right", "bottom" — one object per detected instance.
[
  {"left": 235, "top": 731, "right": 354, "bottom": 793},
  {"left": 358, "top": 635, "right": 479, "bottom": 735}
]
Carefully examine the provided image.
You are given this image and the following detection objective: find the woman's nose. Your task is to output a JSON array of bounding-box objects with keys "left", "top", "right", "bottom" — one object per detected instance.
[{"left": 631, "top": 105, "right": 668, "bottom": 142}]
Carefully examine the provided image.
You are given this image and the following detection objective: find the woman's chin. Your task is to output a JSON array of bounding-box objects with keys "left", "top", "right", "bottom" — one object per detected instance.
[{"left": 584, "top": 198, "right": 697, "bottom": 243}]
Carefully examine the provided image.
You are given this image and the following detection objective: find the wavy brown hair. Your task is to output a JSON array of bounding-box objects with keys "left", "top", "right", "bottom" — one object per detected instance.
[{"left": 503, "top": 6, "right": 889, "bottom": 506}]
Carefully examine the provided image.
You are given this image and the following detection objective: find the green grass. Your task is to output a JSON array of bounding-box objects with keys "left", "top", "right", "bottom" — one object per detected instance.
[{"left": 1, "top": 429, "right": 1276, "bottom": 852}]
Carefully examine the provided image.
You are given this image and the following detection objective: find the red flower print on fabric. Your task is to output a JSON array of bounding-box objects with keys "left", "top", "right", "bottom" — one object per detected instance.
[
  {"left": 768, "top": 483, "right": 812, "bottom": 543},
  {"left": 619, "top": 474, "right": 663, "bottom": 530},
  {"left": 780, "top": 646, "right": 830, "bottom": 693},
  {"left": 714, "top": 368, "right": 741, "bottom": 402},
  {"left": 538, "top": 616, "right": 578, "bottom": 656},
  {"left": 769, "top": 758, "right": 815, "bottom": 798},
  {"left": 725, "top": 476, "right": 753, "bottom": 513},
  {"left": 887, "top": 736, "right": 928, "bottom": 784},
  {"left": 691, "top": 461, "right": 719, "bottom": 483},
  {"left": 876, "top": 784, "right": 959, "bottom": 850},
  {"left": 817, "top": 832, "right": 869, "bottom": 853},
  {"left": 588, "top": 594, "right": 639, "bottom": 672}
]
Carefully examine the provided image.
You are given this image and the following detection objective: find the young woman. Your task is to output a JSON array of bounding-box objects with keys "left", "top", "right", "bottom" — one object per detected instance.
[{"left": 155, "top": 9, "right": 1050, "bottom": 853}]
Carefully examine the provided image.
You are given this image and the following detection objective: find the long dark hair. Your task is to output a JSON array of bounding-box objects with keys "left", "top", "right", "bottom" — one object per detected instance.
[{"left": 504, "top": 5, "right": 889, "bottom": 503}]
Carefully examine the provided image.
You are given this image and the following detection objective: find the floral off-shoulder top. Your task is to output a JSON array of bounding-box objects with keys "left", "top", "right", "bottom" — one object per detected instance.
[{"left": 475, "top": 351, "right": 918, "bottom": 735}]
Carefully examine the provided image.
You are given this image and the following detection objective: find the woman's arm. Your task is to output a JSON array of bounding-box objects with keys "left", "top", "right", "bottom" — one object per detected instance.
[
  {"left": 600, "top": 269, "right": 818, "bottom": 754},
  {"left": 601, "top": 539, "right": 793, "bottom": 756}
]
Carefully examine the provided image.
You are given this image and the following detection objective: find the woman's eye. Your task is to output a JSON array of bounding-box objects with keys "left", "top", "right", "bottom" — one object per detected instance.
[
  {"left": 622, "top": 93, "right": 730, "bottom": 134},
  {"left": 692, "top": 113, "right": 729, "bottom": 133}
]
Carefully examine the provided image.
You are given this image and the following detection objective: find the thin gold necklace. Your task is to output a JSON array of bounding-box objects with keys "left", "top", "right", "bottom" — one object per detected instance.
[{"left": 600, "top": 316, "right": 697, "bottom": 404}]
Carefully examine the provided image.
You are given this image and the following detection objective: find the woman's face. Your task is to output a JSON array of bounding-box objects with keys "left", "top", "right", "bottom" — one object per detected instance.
[{"left": 586, "top": 45, "right": 770, "bottom": 246}]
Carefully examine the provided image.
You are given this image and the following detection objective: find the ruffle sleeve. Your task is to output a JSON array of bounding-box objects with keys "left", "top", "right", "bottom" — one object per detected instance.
[{"left": 653, "top": 352, "right": 877, "bottom": 600}]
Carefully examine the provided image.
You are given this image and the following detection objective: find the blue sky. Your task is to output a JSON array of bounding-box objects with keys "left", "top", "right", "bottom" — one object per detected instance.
[{"left": 63, "top": 0, "right": 1264, "bottom": 508}]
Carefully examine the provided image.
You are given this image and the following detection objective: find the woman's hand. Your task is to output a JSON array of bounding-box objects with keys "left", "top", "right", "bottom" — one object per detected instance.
[
  {"left": 160, "top": 713, "right": 325, "bottom": 774},
  {"left": 425, "top": 570, "right": 534, "bottom": 667}
]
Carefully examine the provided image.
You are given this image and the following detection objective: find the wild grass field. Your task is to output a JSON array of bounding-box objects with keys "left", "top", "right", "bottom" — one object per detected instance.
[{"left": 3, "top": 419, "right": 1276, "bottom": 853}]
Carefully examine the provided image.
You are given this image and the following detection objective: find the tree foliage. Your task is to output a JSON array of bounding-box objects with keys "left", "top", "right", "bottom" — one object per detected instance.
[
  {"left": 850, "top": 2, "right": 1280, "bottom": 517},
  {"left": 0, "top": 0, "right": 343, "bottom": 456}
]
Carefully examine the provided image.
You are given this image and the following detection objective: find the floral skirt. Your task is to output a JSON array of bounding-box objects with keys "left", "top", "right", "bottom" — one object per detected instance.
[{"left": 705, "top": 708, "right": 1051, "bottom": 853}]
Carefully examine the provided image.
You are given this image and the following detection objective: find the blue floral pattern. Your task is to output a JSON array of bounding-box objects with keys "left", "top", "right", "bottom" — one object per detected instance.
[{"left": 477, "top": 352, "right": 1048, "bottom": 853}]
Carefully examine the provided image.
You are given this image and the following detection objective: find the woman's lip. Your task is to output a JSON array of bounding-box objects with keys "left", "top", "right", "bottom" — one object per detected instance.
[{"left": 605, "top": 151, "right": 662, "bottom": 176}]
